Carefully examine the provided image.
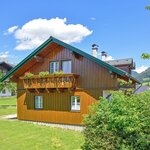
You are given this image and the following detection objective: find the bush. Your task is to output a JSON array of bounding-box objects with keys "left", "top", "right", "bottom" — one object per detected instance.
[
  {"left": 39, "top": 71, "right": 49, "bottom": 77},
  {"left": 24, "top": 72, "right": 34, "bottom": 78},
  {"left": 53, "top": 70, "right": 64, "bottom": 75},
  {"left": 82, "top": 91, "right": 150, "bottom": 150}
]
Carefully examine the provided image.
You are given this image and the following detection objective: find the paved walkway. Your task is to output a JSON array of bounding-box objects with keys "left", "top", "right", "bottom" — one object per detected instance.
[{"left": 1, "top": 114, "right": 17, "bottom": 119}]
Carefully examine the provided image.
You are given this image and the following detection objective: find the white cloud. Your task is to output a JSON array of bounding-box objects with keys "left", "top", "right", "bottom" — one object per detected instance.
[
  {"left": 7, "top": 18, "right": 92, "bottom": 50},
  {"left": 105, "top": 56, "right": 114, "bottom": 61},
  {"left": 7, "top": 26, "right": 18, "bottom": 34},
  {"left": 98, "top": 53, "right": 114, "bottom": 61},
  {"left": 134, "top": 65, "right": 148, "bottom": 73},
  {"left": 0, "top": 51, "right": 9, "bottom": 61},
  {"left": 90, "top": 17, "right": 96, "bottom": 21}
]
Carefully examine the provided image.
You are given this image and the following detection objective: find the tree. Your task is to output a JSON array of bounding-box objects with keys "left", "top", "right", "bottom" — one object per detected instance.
[
  {"left": 0, "top": 71, "right": 16, "bottom": 94},
  {"left": 141, "top": 53, "right": 150, "bottom": 59},
  {"left": 141, "top": 6, "right": 150, "bottom": 59},
  {"left": 82, "top": 91, "right": 150, "bottom": 150},
  {"left": 145, "top": 5, "right": 150, "bottom": 10}
]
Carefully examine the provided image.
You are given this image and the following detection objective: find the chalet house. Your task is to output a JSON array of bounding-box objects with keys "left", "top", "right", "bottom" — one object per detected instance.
[
  {"left": 107, "top": 58, "right": 135, "bottom": 74},
  {"left": 0, "top": 36, "right": 139, "bottom": 125},
  {"left": 0, "top": 61, "right": 13, "bottom": 97}
]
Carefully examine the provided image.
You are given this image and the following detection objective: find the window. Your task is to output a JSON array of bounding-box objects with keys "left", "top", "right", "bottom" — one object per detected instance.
[
  {"left": 50, "top": 61, "right": 59, "bottom": 74},
  {"left": 62, "top": 60, "right": 72, "bottom": 73},
  {"left": 2, "top": 89, "right": 6, "bottom": 94},
  {"left": 34, "top": 96, "right": 43, "bottom": 109},
  {"left": 70, "top": 96, "right": 80, "bottom": 111}
]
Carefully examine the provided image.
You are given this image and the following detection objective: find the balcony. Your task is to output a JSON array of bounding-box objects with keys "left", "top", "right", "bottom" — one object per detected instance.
[{"left": 20, "top": 74, "right": 80, "bottom": 92}]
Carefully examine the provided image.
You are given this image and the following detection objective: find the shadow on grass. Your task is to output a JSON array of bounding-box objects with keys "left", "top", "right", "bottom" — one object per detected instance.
[{"left": 0, "top": 105, "right": 16, "bottom": 109}]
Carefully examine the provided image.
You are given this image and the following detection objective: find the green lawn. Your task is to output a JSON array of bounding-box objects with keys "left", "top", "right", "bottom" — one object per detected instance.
[
  {"left": 0, "top": 119, "right": 84, "bottom": 150},
  {"left": 0, "top": 96, "right": 17, "bottom": 106},
  {"left": 0, "top": 96, "right": 17, "bottom": 115},
  {"left": 0, "top": 106, "right": 16, "bottom": 116},
  {"left": 0, "top": 96, "right": 84, "bottom": 150},
  {"left": 142, "top": 82, "right": 150, "bottom": 86}
]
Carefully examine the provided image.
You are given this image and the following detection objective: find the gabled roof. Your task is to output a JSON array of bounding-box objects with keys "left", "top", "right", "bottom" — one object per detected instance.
[
  {"left": 0, "top": 36, "right": 139, "bottom": 83},
  {"left": 107, "top": 58, "right": 133, "bottom": 66},
  {"left": 0, "top": 61, "right": 13, "bottom": 71},
  {"left": 106, "top": 58, "right": 135, "bottom": 69}
]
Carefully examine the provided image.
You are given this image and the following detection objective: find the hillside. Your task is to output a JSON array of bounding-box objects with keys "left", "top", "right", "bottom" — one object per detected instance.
[
  {"left": 132, "top": 67, "right": 150, "bottom": 83},
  {"left": 131, "top": 71, "right": 139, "bottom": 78}
]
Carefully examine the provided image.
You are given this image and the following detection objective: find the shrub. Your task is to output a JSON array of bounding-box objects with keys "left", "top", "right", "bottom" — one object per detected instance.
[
  {"left": 24, "top": 72, "right": 34, "bottom": 78},
  {"left": 39, "top": 71, "right": 49, "bottom": 77},
  {"left": 82, "top": 91, "right": 150, "bottom": 150},
  {"left": 118, "top": 79, "right": 132, "bottom": 86},
  {"left": 53, "top": 70, "right": 64, "bottom": 75}
]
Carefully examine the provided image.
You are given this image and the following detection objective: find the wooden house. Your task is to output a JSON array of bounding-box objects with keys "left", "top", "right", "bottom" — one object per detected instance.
[
  {"left": 0, "top": 36, "right": 139, "bottom": 125},
  {"left": 107, "top": 58, "right": 135, "bottom": 74}
]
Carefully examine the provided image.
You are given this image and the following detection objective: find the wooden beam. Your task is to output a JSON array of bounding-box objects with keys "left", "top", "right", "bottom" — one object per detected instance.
[
  {"left": 45, "top": 88, "right": 50, "bottom": 93},
  {"left": 72, "top": 51, "right": 83, "bottom": 59},
  {"left": 56, "top": 88, "right": 60, "bottom": 93},
  {"left": 34, "top": 55, "right": 44, "bottom": 63},
  {"left": 35, "top": 88, "right": 39, "bottom": 93},
  {"left": 10, "top": 75, "right": 18, "bottom": 82}
]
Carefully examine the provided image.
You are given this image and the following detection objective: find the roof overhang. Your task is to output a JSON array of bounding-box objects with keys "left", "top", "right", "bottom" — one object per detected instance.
[{"left": 0, "top": 36, "right": 140, "bottom": 84}]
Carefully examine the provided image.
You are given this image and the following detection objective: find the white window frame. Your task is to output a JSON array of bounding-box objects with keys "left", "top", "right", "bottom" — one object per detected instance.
[
  {"left": 34, "top": 96, "right": 43, "bottom": 109},
  {"left": 50, "top": 61, "right": 59, "bottom": 74},
  {"left": 70, "top": 96, "right": 80, "bottom": 111}
]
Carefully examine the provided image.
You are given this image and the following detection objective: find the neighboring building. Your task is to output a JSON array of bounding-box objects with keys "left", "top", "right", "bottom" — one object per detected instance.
[
  {"left": 0, "top": 61, "right": 13, "bottom": 97},
  {"left": 101, "top": 51, "right": 135, "bottom": 74},
  {"left": 134, "top": 85, "right": 150, "bottom": 94},
  {"left": 0, "top": 36, "right": 140, "bottom": 125},
  {"left": 0, "top": 61, "right": 13, "bottom": 75},
  {"left": 107, "top": 58, "right": 135, "bottom": 74}
]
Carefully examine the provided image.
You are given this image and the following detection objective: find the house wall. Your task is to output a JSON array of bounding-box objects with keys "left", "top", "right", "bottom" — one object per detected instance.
[
  {"left": 17, "top": 45, "right": 118, "bottom": 125},
  {"left": 116, "top": 65, "right": 131, "bottom": 74},
  {"left": 27, "top": 47, "right": 118, "bottom": 98},
  {"left": 0, "top": 89, "right": 12, "bottom": 97},
  {"left": 17, "top": 90, "right": 97, "bottom": 125}
]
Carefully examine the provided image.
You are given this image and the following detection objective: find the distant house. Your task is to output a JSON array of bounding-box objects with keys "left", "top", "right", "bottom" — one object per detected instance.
[
  {"left": 0, "top": 37, "right": 140, "bottom": 125},
  {"left": 0, "top": 61, "right": 13, "bottom": 97},
  {"left": 107, "top": 58, "right": 135, "bottom": 74},
  {"left": 134, "top": 85, "right": 150, "bottom": 94}
]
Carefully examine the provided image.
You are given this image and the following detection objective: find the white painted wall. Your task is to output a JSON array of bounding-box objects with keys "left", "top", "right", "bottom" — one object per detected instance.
[{"left": 0, "top": 89, "right": 12, "bottom": 97}]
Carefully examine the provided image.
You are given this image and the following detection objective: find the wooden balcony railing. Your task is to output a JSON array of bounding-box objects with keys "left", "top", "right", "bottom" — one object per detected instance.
[{"left": 20, "top": 74, "right": 80, "bottom": 90}]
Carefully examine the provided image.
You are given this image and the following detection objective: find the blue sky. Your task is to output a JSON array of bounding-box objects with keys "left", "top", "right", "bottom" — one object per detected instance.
[{"left": 0, "top": 0, "right": 150, "bottom": 73}]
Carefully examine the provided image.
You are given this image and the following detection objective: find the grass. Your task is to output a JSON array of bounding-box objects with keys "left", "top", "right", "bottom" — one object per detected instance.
[
  {"left": 0, "top": 106, "right": 16, "bottom": 116},
  {"left": 0, "top": 96, "right": 84, "bottom": 150},
  {"left": 142, "top": 82, "right": 150, "bottom": 86},
  {"left": 0, "top": 96, "right": 17, "bottom": 106},
  {"left": 0, "top": 96, "right": 16, "bottom": 116},
  {"left": 0, "top": 119, "right": 84, "bottom": 150}
]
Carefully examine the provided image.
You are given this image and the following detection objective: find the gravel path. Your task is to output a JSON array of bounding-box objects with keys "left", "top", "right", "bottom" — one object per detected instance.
[
  {"left": 1, "top": 114, "right": 84, "bottom": 131},
  {"left": 1, "top": 114, "right": 17, "bottom": 119}
]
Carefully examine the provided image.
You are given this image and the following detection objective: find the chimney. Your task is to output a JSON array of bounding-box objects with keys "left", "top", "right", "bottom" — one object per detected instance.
[
  {"left": 101, "top": 51, "right": 107, "bottom": 61},
  {"left": 92, "top": 44, "right": 99, "bottom": 58}
]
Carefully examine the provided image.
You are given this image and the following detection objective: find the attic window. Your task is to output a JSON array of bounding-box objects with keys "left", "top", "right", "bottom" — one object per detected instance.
[{"left": 50, "top": 61, "right": 59, "bottom": 74}]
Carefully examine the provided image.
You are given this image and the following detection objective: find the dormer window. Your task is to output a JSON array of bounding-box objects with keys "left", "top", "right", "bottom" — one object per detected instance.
[{"left": 50, "top": 61, "right": 59, "bottom": 74}]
